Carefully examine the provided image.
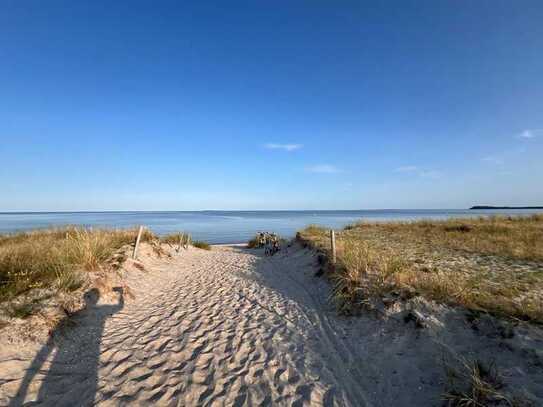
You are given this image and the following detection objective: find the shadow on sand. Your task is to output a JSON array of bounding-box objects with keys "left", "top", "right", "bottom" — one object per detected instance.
[{"left": 10, "top": 288, "right": 124, "bottom": 406}]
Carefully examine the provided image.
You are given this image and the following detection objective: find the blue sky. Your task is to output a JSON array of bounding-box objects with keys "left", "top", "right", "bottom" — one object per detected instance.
[{"left": 1, "top": 1, "right": 542, "bottom": 211}]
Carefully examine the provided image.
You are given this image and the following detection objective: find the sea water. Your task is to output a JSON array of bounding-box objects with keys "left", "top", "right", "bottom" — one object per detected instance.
[{"left": 0, "top": 209, "right": 541, "bottom": 244}]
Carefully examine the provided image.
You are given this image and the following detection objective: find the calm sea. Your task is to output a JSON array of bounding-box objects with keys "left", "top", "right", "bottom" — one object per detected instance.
[{"left": 0, "top": 209, "right": 541, "bottom": 244}]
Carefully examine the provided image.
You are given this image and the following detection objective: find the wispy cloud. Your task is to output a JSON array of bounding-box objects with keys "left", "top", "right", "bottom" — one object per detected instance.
[
  {"left": 264, "top": 143, "right": 303, "bottom": 152},
  {"left": 306, "top": 164, "right": 342, "bottom": 174},
  {"left": 395, "top": 165, "right": 418, "bottom": 172},
  {"left": 482, "top": 156, "right": 504, "bottom": 165},
  {"left": 516, "top": 129, "right": 540, "bottom": 139}
]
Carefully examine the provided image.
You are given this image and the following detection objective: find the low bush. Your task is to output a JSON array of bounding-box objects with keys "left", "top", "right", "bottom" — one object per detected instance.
[{"left": 193, "top": 241, "right": 211, "bottom": 250}]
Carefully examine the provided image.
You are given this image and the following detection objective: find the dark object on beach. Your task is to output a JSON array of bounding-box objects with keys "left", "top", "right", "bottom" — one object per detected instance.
[
  {"left": 444, "top": 224, "right": 472, "bottom": 233},
  {"left": 403, "top": 311, "right": 426, "bottom": 329},
  {"left": 317, "top": 253, "right": 327, "bottom": 265},
  {"left": 254, "top": 232, "right": 280, "bottom": 256},
  {"left": 265, "top": 239, "right": 280, "bottom": 256},
  {"left": 314, "top": 267, "right": 325, "bottom": 277},
  {"left": 470, "top": 205, "right": 543, "bottom": 210}
]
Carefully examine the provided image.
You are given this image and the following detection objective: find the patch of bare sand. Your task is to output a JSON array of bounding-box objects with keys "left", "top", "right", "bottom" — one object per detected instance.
[{"left": 1, "top": 243, "right": 542, "bottom": 406}]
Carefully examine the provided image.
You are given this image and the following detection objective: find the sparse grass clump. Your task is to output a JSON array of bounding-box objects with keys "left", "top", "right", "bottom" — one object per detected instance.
[
  {"left": 160, "top": 232, "right": 191, "bottom": 253},
  {"left": 160, "top": 232, "right": 191, "bottom": 246},
  {"left": 0, "top": 227, "right": 153, "bottom": 302},
  {"left": 7, "top": 301, "right": 39, "bottom": 319},
  {"left": 443, "top": 355, "right": 513, "bottom": 406},
  {"left": 193, "top": 241, "right": 211, "bottom": 250},
  {"left": 297, "top": 215, "right": 543, "bottom": 321}
]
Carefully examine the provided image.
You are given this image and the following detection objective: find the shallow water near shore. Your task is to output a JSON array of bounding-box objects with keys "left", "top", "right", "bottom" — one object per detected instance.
[{"left": 0, "top": 209, "right": 541, "bottom": 244}]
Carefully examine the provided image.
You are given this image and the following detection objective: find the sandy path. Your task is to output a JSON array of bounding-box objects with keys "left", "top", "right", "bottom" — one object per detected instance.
[{"left": 2, "top": 246, "right": 370, "bottom": 406}]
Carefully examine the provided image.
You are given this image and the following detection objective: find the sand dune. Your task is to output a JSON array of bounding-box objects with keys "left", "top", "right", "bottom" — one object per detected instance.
[{"left": 1, "top": 244, "right": 542, "bottom": 406}]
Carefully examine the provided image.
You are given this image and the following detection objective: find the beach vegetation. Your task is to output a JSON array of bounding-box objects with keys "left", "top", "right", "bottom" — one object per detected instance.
[
  {"left": 192, "top": 240, "right": 211, "bottom": 250},
  {"left": 442, "top": 355, "right": 512, "bottom": 406},
  {"left": 160, "top": 232, "right": 191, "bottom": 246},
  {"left": 297, "top": 215, "right": 543, "bottom": 322},
  {"left": 0, "top": 227, "right": 154, "bottom": 303}
]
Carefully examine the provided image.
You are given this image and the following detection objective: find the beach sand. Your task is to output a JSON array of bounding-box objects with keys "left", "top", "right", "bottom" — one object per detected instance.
[{"left": 1, "top": 243, "right": 542, "bottom": 406}]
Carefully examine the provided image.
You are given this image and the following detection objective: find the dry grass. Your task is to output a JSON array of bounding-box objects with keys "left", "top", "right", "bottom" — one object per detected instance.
[
  {"left": 297, "top": 215, "right": 543, "bottom": 322},
  {"left": 0, "top": 227, "right": 154, "bottom": 302},
  {"left": 348, "top": 214, "right": 543, "bottom": 261},
  {"left": 160, "top": 233, "right": 209, "bottom": 250},
  {"left": 442, "top": 355, "right": 513, "bottom": 406},
  {"left": 193, "top": 241, "right": 211, "bottom": 250},
  {"left": 331, "top": 238, "right": 409, "bottom": 314},
  {"left": 160, "top": 232, "right": 191, "bottom": 247}
]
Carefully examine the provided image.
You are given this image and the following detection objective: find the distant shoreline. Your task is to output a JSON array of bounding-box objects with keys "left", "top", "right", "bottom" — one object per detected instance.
[{"left": 470, "top": 206, "right": 543, "bottom": 210}]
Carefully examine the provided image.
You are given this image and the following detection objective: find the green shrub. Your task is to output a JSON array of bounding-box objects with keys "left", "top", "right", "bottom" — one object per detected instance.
[{"left": 193, "top": 241, "right": 211, "bottom": 250}]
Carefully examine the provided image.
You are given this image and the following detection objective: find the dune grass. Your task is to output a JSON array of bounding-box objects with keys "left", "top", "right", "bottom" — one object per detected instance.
[
  {"left": 297, "top": 215, "right": 543, "bottom": 322},
  {"left": 160, "top": 232, "right": 210, "bottom": 250},
  {"left": 443, "top": 355, "right": 512, "bottom": 406},
  {"left": 0, "top": 227, "right": 154, "bottom": 302},
  {"left": 348, "top": 214, "right": 543, "bottom": 261},
  {"left": 192, "top": 241, "right": 211, "bottom": 250},
  {"left": 160, "top": 232, "right": 191, "bottom": 246}
]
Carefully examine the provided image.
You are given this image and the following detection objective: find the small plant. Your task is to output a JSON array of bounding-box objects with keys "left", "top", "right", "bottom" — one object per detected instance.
[
  {"left": 442, "top": 356, "right": 513, "bottom": 406},
  {"left": 161, "top": 232, "right": 191, "bottom": 246},
  {"left": 55, "top": 270, "right": 84, "bottom": 292},
  {"left": 7, "top": 301, "right": 37, "bottom": 319},
  {"left": 5, "top": 293, "right": 53, "bottom": 319},
  {"left": 193, "top": 241, "right": 211, "bottom": 250},
  {"left": 161, "top": 232, "right": 192, "bottom": 253}
]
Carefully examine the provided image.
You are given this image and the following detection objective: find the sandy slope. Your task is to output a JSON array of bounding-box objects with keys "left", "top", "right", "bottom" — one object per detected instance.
[{"left": 1, "top": 244, "right": 542, "bottom": 406}]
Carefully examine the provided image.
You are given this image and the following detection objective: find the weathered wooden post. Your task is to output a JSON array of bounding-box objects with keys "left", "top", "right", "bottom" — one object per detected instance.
[
  {"left": 133, "top": 225, "right": 144, "bottom": 259},
  {"left": 330, "top": 229, "right": 336, "bottom": 264}
]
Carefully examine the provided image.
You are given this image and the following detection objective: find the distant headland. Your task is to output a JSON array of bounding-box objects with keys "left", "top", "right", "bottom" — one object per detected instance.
[{"left": 470, "top": 205, "right": 543, "bottom": 210}]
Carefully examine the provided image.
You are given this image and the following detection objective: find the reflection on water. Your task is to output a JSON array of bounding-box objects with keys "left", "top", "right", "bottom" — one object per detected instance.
[{"left": 0, "top": 209, "right": 541, "bottom": 244}]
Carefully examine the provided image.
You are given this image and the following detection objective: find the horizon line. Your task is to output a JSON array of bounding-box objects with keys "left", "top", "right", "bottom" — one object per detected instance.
[{"left": 0, "top": 208, "right": 495, "bottom": 214}]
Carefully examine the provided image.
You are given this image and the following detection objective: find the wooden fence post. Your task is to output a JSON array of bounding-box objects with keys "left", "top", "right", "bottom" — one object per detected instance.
[
  {"left": 330, "top": 229, "right": 336, "bottom": 264},
  {"left": 133, "top": 226, "right": 144, "bottom": 260}
]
